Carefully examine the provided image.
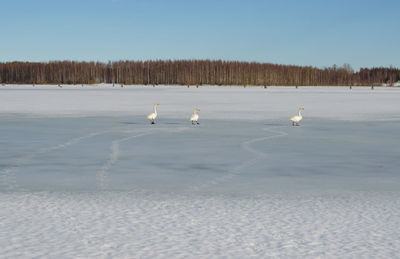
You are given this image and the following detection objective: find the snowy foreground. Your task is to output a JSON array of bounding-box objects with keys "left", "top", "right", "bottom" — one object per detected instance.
[{"left": 1, "top": 85, "right": 400, "bottom": 258}]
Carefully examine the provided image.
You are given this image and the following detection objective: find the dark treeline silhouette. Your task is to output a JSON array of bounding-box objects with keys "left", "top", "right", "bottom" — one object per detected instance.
[{"left": 1, "top": 60, "right": 399, "bottom": 86}]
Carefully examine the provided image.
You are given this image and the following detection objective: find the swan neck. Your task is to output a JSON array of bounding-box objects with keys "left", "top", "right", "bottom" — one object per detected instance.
[
  {"left": 154, "top": 105, "right": 157, "bottom": 114},
  {"left": 298, "top": 109, "right": 302, "bottom": 117}
]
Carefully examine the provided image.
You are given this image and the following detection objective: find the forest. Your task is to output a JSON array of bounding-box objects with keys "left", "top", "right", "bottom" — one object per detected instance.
[{"left": 1, "top": 60, "right": 399, "bottom": 86}]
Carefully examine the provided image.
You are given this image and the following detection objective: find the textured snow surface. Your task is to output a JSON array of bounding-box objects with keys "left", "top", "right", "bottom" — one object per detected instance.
[
  {"left": 1, "top": 85, "right": 400, "bottom": 258},
  {"left": 1, "top": 191, "right": 399, "bottom": 258}
]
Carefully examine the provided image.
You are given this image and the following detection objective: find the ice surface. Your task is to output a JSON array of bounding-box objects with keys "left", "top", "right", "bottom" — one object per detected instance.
[{"left": 1, "top": 85, "right": 400, "bottom": 258}]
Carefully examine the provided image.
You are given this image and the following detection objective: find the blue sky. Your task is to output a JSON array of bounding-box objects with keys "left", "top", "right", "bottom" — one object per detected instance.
[{"left": 0, "top": 0, "right": 399, "bottom": 70}]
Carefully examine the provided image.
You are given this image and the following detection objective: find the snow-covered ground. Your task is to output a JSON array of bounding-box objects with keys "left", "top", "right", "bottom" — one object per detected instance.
[
  {"left": 1, "top": 85, "right": 400, "bottom": 258},
  {"left": 1, "top": 84, "right": 400, "bottom": 121},
  {"left": 1, "top": 191, "right": 399, "bottom": 258}
]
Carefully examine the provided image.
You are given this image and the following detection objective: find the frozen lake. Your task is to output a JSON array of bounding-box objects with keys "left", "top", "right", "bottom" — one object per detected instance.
[{"left": 1, "top": 85, "right": 400, "bottom": 258}]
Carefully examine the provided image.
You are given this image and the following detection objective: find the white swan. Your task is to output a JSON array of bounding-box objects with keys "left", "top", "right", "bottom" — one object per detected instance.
[
  {"left": 290, "top": 107, "right": 304, "bottom": 126},
  {"left": 190, "top": 108, "right": 200, "bottom": 125},
  {"left": 147, "top": 102, "right": 159, "bottom": 124}
]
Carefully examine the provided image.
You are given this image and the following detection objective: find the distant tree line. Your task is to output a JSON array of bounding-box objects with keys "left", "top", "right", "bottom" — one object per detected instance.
[{"left": 0, "top": 60, "right": 399, "bottom": 86}]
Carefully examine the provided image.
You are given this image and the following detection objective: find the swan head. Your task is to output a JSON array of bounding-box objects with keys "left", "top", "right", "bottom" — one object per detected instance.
[
  {"left": 195, "top": 108, "right": 200, "bottom": 111},
  {"left": 154, "top": 102, "right": 159, "bottom": 106},
  {"left": 299, "top": 107, "right": 304, "bottom": 110}
]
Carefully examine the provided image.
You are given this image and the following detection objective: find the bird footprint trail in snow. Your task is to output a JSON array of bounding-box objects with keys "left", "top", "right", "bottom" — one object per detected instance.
[
  {"left": 188, "top": 126, "right": 288, "bottom": 192},
  {"left": 0, "top": 130, "right": 110, "bottom": 191},
  {"left": 97, "top": 127, "right": 189, "bottom": 191},
  {"left": 97, "top": 131, "right": 151, "bottom": 190}
]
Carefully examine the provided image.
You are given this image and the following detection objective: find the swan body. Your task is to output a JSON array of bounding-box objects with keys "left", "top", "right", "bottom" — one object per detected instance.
[
  {"left": 147, "top": 102, "right": 159, "bottom": 124},
  {"left": 290, "top": 107, "right": 304, "bottom": 126},
  {"left": 190, "top": 108, "right": 200, "bottom": 125}
]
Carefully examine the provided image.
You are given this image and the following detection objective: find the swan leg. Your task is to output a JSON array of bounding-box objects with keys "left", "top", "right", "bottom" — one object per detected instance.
[
  {"left": 292, "top": 121, "right": 294, "bottom": 126},
  {"left": 197, "top": 121, "right": 200, "bottom": 125},
  {"left": 151, "top": 120, "right": 155, "bottom": 124}
]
